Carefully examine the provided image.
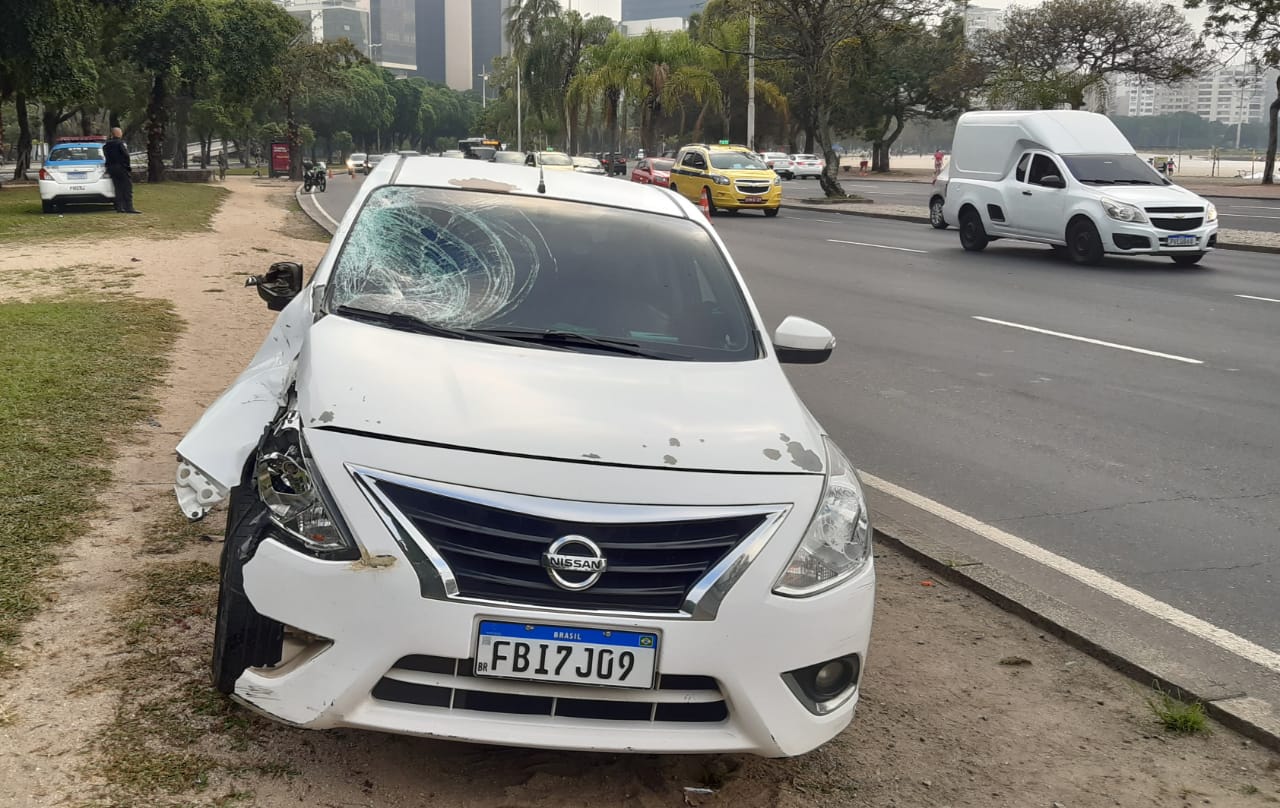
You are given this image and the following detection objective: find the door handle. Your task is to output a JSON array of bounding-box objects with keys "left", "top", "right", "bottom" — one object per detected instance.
[{"left": 1022, "top": 190, "right": 1033, "bottom": 196}]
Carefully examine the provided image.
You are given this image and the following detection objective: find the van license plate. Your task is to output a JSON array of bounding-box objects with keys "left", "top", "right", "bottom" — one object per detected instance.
[
  {"left": 1167, "top": 235, "right": 1197, "bottom": 247},
  {"left": 743, "top": 196, "right": 763, "bottom": 204},
  {"left": 474, "top": 620, "right": 657, "bottom": 689}
]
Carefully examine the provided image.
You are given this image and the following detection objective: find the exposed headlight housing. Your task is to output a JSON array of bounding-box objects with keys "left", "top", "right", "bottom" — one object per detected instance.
[
  {"left": 255, "top": 411, "right": 357, "bottom": 558},
  {"left": 711, "top": 173, "right": 731, "bottom": 186},
  {"left": 1100, "top": 197, "right": 1147, "bottom": 223},
  {"left": 774, "top": 439, "right": 872, "bottom": 597},
  {"left": 1206, "top": 202, "right": 1217, "bottom": 222},
  {"left": 773, "top": 175, "right": 781, "bottom": 186}
]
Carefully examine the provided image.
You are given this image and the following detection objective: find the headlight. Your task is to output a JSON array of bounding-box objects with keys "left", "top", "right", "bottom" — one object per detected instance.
[
  {"left": 255, "top": 413, "right": 356, "bottom": 557},
  {"left": 1206, "top": 203, "right": 1217, "bottom": 222},
  {"left": 773, "top": 175, "right": 781, "bottom": 186},
  {"left": 711, "top": 174, "right": 731, "bottom": 186},
  {"left": 774, "top": 439, "right": 872, "bottom": 597},
  {"left": 1100, "top": 197, "right": 1147, "bottom": 223}
]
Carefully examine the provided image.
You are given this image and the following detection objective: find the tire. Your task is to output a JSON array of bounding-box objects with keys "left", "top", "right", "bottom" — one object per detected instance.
[
  {"left": 958, "top": 208, "right": 989, "bottom": 252},
  {"left": 1066, "top": 218, "right": 1105, "bottom": 266},
  {"left": 318, "top": 178, "right": 326, "bottom": 192},
  {"left": 41, "top": 199, "right": 55, "bottom": 214},
  {"left": 701, "top": 187, "right": 717, "bottom": 216},
  {"left": 1171, "top": 253, "right": 1205, "bottom": 266},
  {"left": 929, "top": 196, "right": 947, "bottom": 229},
  {"left": 211, "top": 482, "right": 285, "bottom": 695},
  {"left": 303, "top": 181, "right": 312, "bottom": 193},
  {"left": 764, "top": 207, "right": 779, "bottom": 217}
]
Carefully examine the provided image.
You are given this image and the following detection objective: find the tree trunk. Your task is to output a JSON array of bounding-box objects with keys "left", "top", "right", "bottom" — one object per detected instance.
[
  {"left": 803, "top": 126, "right": 815, "bottom": 153},
  {"left": 1263, "top": 75, "right": 1278, "bottom": 186},
  {"left": 874, "top": 114, "right": 906, "bottom": 173},
  {"left": 814, "top": 107, "right": 846, "bottom": 198},
  {"left": 146, "top": 74, "right": 167, "bottom": 182},
  {"left": 42, "top": 107, "right": 75, "bottom": 145},
  {"left": 171, "top": 99, "right": 189, "bottom": 169},
  {"left": 13, "top": 92, "right": 32, "bottom": 181},
  {"left": 79, "top": 107, "right": 92, "bottom": 136},
  {"left": 286, "top": 97, "right": 302, "bottom": 181}
]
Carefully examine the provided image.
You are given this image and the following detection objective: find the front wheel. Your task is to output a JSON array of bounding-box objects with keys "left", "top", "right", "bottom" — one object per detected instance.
[
  {"left": 303, "top": 181, "right": 312, "bottom": 193},
  {"left": 1171, "top": 253, "right": 1205, "bottom": 266},
  {"left": 958, "top": 209, "right": 989, "bottom": 252},
  {"left": 1066, "top": 219, "right": 1104, "bottom": 266},
  {"left": 764, "top": 207, "right": 779, "bottom": 218},
  {"left": 929, "top": 196, "right": 947, "bottom": 229},
  {"left": 317, "top": 178, "right": 327, "bottom": 192}
]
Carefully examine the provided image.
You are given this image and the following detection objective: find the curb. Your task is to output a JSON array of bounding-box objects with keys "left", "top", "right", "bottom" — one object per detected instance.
[
  {"left": 782, "top": 204, "right": 1280, "bottom": 254},
  {"left": 871, "top": 512, "right": 1280, "bottom": 753},
  {"left": 295, "top": 184, "right": 340, "bottom": 234}
]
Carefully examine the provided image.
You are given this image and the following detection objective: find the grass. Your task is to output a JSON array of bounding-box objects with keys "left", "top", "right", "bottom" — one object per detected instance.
[
  {"left": 278, "top": 195, "right": 333, "bottom": 243},
  {"left": 0, "top": 183, "right": 228, "bottom": 246},
  {"left": 1146, "top": 684, "right": 1209, "bottom": 735},
  {"left": 0, "top": 297, "right": 181, "bottom": 668}
]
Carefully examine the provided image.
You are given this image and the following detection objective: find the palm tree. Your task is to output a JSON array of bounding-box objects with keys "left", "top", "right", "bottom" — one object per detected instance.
[{"left": 568, "top": 32, "right": 631, "bottom": 152}]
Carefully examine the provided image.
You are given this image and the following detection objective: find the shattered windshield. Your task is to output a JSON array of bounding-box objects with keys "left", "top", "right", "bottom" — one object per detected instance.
[{"left": 326, "top": 186, "right": 761, "bottom": 362}]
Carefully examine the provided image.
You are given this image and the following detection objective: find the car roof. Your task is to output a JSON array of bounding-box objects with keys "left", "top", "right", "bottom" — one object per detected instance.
[
  {"left": 51, "top": 141, "right": 103, "bottom": 149},
  {"left": 382, "top": 156, "right": 689, "bottom": 217}
]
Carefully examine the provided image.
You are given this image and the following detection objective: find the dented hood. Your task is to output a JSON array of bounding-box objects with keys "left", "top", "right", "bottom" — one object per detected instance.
[{"left": 297, "top": 314, "right": 826, "bottom": 475}]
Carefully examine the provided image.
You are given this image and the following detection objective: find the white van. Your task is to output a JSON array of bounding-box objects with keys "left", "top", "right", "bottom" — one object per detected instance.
[{"left": 941, "top": 110, "right": 1218, "bottom": 266}]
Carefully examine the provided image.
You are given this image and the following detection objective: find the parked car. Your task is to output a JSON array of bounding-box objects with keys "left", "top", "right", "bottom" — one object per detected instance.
[
  {"left": 526, "top": 151, "right": 575, "bottom": 171},
  {"left": 761, "top": 152, "right": 794, "bottom": 179},
  {"left": 572, "top": 155, "right": 607, "bottom": 175},
  {"left": 789, "top": 154, "right": 823, "bottom": 179},
  {"left": 669, "top": 143, "right": 781, "bottom": 216},
  {"left": 347, "top": 152, "right": 368, "bottom": 173},
  {"left": 38, "top": 137, "right": 115, "bottom": 213},
  {"left": 942, "top": 110, "right": 1218, "bottom": 266},
  {"left": 174, "top": 156, "right": 873, "bottom": 758},
  {"left": 630, "top": 157, "right": 675, "bottom": 188},
  {"left": 595, "top": 152, "right": 628, "bottom": 176},
  {"left": 364, "top": 154, "right": 386, "bottom": 172},
  {"left": 491, "top": 150, "right": 527, "bottom": 165},
  {"left": 929, "top": 163, "right": 949, "bottom": 229}
]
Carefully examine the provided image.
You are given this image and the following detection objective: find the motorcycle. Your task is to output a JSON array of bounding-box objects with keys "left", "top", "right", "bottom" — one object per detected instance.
[{"left": 302, "top": 160, "right": 327, "bottom": 193}]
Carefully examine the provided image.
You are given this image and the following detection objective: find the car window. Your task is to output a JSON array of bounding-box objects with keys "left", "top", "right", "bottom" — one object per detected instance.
[
  {"left": 537, "top": 152, "right": 573, "bottom": 166},
  {"left": 636, "top": 160, "right": 648, "bottom": 171},
  {"left": 49, "top": 146, "right": 103, "bottom": 162},
  {"left": 1029, "top": 154, "right": 1060, "bottom": 185},
  {"left": 652, "top": 159, "right": 674, "bottom": 172},
  {"left": 792, "top": 154, "right": 816, "bottom": 161},
  {"left": 329, "top": 186, "right": 760, "bottom": 362},
  {"left": 681, "top": 152, "right": 705, "bottom": 170},
  {"left": 351, "top": 153, "right": 367, "bottom": 161},
  {"left": 492, "top": 151, "right": 525, "bottom": 164},
  {"left": 710, "top": 152, "right": 768, "bottom": 170},
  {"left": 1060, "top": 154, "right": 1171, "bottom": 186},
  {"left": 1015, "top": 153, "right": 1031, "bottom": 182},
  {"left": 571, "top": 156, "right": 599, "bottom": 168}
]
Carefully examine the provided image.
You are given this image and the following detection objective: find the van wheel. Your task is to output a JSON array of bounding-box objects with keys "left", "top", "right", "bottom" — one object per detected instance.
[
  {"left": 1066, "top": 219, "right": 1104, "bottom": 265},
  {"left": 958, "top": 209, "right": 988, "bottom": 251},
  {"left": 701, "top": 187, "right": 717, "bottom": 215},
  {"left": 1171, "top": 253, "right": 1204, "bottom": 266},
  {"left": 929, "top": 197, "right": 947, "bottom": 229}
]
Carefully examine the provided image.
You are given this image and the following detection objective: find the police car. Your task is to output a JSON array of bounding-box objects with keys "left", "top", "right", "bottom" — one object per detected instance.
[{"left": 38, "top": 136, "right": 116, "bottom": 213}]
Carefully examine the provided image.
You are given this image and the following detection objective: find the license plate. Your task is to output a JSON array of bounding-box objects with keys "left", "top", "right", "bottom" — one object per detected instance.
[
  {"left": 70, "top": 185, "right": 86, "bottom": 191},
  {"left": 1167, "top": 235, "right": 1197, "bottom": 247},
  {"left": 68, "top": 172, "right": 87, "bottom": 180},
  {"left": 743, "top": 196, "right": 764, "bottom": 204},
  {"left": 474, "top": 620, "right": 658, "bottom": 689}
]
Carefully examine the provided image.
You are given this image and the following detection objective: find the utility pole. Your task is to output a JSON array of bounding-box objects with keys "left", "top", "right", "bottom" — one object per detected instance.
[
  {"left": 516, "top": 65, "right": 523, "bottom": 152},
  {"left": 478, "top": 73, "right": 489, "bottom": 108},
  {"left": 746, "top": 12, "right": 756, "bottom": 152}
]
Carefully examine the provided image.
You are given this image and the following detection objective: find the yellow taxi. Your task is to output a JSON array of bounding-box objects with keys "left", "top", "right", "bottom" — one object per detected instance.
[{"left": 669, "top": 142, "right": 781, "bottom": 217}]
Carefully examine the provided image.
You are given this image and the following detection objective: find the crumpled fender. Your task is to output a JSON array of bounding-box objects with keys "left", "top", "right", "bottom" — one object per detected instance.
[{"left": 174, "top": 292, "right": 313, "bottom": 519}]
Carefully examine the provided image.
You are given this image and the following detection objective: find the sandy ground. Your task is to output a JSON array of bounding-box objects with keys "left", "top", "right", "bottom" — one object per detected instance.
[{"left": 0, "top": 177, "right": 1278, "bottom": 807}]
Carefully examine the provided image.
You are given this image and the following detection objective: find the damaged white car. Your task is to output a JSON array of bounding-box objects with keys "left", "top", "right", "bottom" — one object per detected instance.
[{"left": 174, "top": 157, "right": 875, "bottom": 757}]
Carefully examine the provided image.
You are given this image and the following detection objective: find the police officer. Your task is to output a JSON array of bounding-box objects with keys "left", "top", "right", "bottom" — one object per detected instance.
[{"left": 104, "top": 127, "right": 140, "bottom": 214}]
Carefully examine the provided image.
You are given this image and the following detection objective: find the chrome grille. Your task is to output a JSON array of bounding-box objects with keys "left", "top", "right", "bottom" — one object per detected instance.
[{"left": 734, "top": 181, "right": 771, "bottom": 195}]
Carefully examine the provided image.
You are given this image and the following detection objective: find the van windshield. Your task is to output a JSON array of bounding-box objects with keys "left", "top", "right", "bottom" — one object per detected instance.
[{"left": 1061, "top": 154, "right": 1170, "bottom": 186}]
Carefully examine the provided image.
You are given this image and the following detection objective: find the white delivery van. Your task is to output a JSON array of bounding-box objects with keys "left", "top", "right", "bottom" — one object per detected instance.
[{"left": 941, "top": 110, "right": 1218, "bottom": 266}]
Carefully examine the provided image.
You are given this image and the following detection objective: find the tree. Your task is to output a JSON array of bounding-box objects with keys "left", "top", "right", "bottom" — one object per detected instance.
[
  {"left": 272, "top": 40, "right": 364, "bottom": 180},
  {"left": 1186, "top": 0, "right": 1280, "bottom": 182},
  {"left": 978, "top": 0, "right": 1213, "bottom": 111}
]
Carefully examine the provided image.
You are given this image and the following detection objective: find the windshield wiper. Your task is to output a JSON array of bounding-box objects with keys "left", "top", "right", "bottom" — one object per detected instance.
[
  {"left": 334, "top": 305, "right": 541, "bottom": 348},
  {"left": 472, "top": 327, "right": 689, "bottom": 359}
]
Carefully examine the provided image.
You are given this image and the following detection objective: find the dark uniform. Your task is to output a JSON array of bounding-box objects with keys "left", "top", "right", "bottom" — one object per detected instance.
[{"left": 103, "top": 136, "right": 137, "bottom": 213}]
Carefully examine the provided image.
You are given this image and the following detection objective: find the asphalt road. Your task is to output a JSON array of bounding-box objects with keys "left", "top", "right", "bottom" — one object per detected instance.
[{"left": 310, "top": 175, "right": 1280, "bottom": 656}]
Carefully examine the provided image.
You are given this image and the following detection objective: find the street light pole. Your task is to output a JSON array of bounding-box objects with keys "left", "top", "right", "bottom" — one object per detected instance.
[
  {"left": 746, "top": 12, "right": 756, "bottom": 152},
  {"left": 516, "top": 64, "right": 523, "bottom": 152},
  {"left": 478, "top": 72, "right": 489, "bottom": 108}
]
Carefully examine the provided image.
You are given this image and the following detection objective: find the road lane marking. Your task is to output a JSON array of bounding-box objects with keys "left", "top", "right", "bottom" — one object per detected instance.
[
  {"left": 1235, "top": 294, "right": 1280, "bottom": 303},
  {"left": 1226, "top": 205, "right": 1280, "bottom": 211},
  {"left": 972, "top": 316, "right": 1203, "bottom": 365},
  {"left": 828, "top": 239, "right": 928, "bottom": 254},
  {"left": 1219, "top": 213, "right": 1280, "bottom": 220},
  {"left": 298, "top": 186, "right": 340, "bottom": 233},
  {"left": 861, "top": 472, "right": 1280, "bottom": 675}
]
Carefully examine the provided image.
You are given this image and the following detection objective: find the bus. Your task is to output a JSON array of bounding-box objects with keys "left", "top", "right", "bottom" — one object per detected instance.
[{"left": 458, "top": 137, "right": 502, "bottom": 160}]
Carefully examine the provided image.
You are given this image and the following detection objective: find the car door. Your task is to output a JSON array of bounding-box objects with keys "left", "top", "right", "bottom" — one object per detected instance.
[
  {"left": 673, "top": 150, "right": 707, "bottom": 201},
  {"left": 632, "top": 159, "right": 649, "bottom": 183},
  {"left": 1010, "top": 151, "right": 1068, "bottom": 238}
]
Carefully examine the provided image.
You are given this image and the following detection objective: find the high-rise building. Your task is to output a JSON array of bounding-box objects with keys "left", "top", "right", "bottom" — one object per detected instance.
[
  {"left": 371, "top": 0, "right": 417, "bottom": 75},
  {"left": 472, "top": 0, "right": 507, "bottom": 93},
  {"left": 1109, "top": 66, "right": 1279, "bottom": 125},
  {"left": 962, "top": 5, "right": 1003, "bottom": 38},
  {"left": 416, "top": 0, "right": 473, "bottom": 90},
  {"left": 278, "top": 0, "right": 372, "bottom": 57},
  {"left": 620, "top": 0, "right": 702, "bottom": 19}
]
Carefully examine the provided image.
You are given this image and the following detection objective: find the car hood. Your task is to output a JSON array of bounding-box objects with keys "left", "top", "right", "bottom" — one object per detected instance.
[
  {"left": 297, "top": 315, "right": 826, "bottom": 475},
  {"left": 1081, "top": 184, "right": 1207, "bottom": 207}
]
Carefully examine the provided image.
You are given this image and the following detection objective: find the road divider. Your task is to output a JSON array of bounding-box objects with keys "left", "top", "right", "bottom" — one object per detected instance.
[{"left": 972, "top": 316, "right": 1204, "bottom": 365}]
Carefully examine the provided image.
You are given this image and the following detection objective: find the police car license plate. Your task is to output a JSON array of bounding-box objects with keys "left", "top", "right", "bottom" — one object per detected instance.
[
  {"left": 474, "top": 620, "right": 658, "bottom": 688},
  {"left": 1167, "top": 235, "right": 1197, "bottom": 247},
  {"left": 743, "top": 196, "right": 764, "bottom": 204},
  {"left": 68, "top": 172, "right": 88, "bottom": 180}
]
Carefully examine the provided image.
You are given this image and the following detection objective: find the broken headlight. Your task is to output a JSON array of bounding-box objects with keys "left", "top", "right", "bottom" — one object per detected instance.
[
  {"left": 774, "top": 438, "right": 872, "bottom": 597},
  {"left": 255, "top": 412, "right": 356, "bottom": 558}
]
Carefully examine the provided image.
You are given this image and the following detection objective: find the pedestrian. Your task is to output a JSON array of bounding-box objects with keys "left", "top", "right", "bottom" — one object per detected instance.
[
  {"left": 217, "top": 151, "right": 228, "bottom": 182},
  {"left": 104, "top": 127, "right": 140, "bottom": 214},
  {"left": 934, "top": 148, "right": 944, "bottom": 176}
]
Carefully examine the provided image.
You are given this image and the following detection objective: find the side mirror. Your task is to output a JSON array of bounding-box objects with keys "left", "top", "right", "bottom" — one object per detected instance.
[
  {"left": 773, "top": 316, "right": 835, "bottom": 364},
  {"left": 1038, "top": 175, "right": 1066, "bottom": 189},
  {"left": 245, "top": 261, "right": 303, "bottom": 311}
]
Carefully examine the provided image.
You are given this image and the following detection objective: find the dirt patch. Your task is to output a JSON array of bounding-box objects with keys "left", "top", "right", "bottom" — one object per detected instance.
[{"left": 0, "top": 177, "right": 1278, "bottom": 807}]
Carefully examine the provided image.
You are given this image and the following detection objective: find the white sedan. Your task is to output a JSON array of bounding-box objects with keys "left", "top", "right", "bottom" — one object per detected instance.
[
  {"left": 761, "top": 152, "right": 794, "bottom": 179},
  {"left": 38, "top": 139, "right": 116, "bottom": 213},
  {"left": 175, "top": 157, "right": 875, "bottom": 758},
  {"left": 789, "top": 154, "right": 824, "bottom": 179}
]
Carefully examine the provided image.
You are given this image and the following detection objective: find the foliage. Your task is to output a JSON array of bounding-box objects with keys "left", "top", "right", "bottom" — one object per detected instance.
[{"left": 977, "top": 0, "right": 1213, "bottom": 111}]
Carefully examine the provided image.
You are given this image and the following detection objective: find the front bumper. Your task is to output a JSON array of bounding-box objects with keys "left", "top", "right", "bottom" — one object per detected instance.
[
  {"left": 38, "top": 176, "right": 115, "bottom": 203},
  {"left": 709, "top": 184, "right": 782, "bottom": 211},
  {"left": 231, "top": 430, "right": 874, "bottom": 757},
  {"left": 1102, "top": 220, "right": 1218, "bottom": 255}
]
